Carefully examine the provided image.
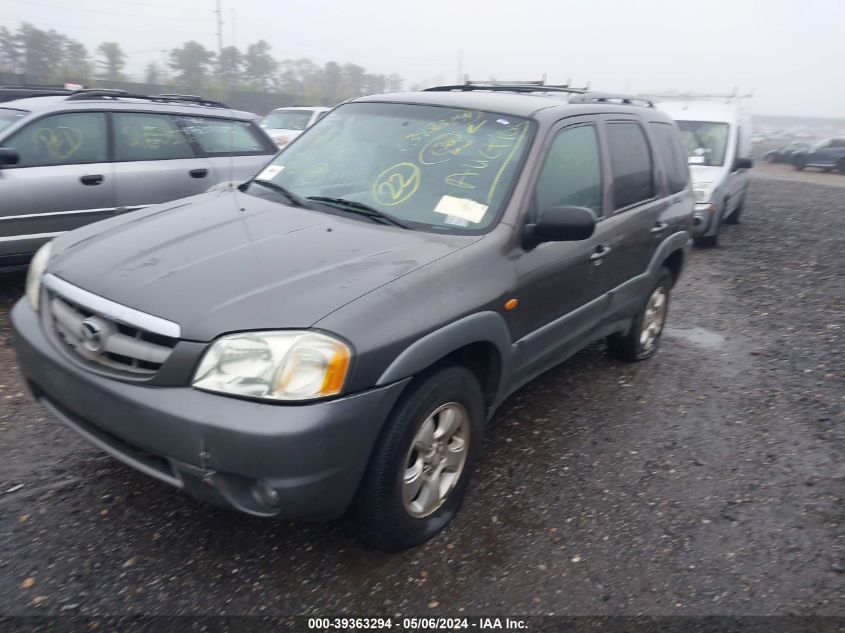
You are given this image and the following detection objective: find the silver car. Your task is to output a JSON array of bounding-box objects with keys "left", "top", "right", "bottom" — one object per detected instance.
[{"left": 0, "top": 90, "right": 278, "bottom": 265}]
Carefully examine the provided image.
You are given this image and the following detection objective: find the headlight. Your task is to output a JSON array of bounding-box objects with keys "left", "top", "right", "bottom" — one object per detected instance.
[
  {"left": 192, "top": 330, "right": 351, "bottom": 401},
  {"left": 26, "top": 241, "right": 52, "bottom": 312},
  {"left": 692, "top": 183, "right": 713, "bottom": 203},
  {"left": 274, "top": 135, "right": 290, "bottom": 147}
]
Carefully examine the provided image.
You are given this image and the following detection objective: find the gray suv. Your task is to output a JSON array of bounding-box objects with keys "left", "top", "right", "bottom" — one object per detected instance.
[
  {"left": 12, "top": 84, "right": 694, "bottom": 550},
  {"left": 0, "top": 89, "right": 277, "bottom": 265}
]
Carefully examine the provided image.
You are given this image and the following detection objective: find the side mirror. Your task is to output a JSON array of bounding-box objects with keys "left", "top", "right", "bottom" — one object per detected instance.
[
  {"left": 523, "top": 205, "right": 596, "bottom": 249},
  {"left": 734, "top": 157, "right": 753, "bottom": 170},
  {"left": 0, "top": 147, "right": 19, "bottom": 167}
]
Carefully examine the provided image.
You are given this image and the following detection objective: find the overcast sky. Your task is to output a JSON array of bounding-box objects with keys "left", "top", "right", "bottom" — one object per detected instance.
[{"left": 6, "top": 0, "right": 844, "bottom": 117}]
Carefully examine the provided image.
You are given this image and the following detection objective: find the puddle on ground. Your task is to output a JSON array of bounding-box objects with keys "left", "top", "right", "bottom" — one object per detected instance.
[{"left": 664, "top": 326, "right": 726, "bottom": 349}]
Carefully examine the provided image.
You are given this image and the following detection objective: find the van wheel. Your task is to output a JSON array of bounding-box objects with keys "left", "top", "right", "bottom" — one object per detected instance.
[
  {"left": 793, "top": 156, "right": 806, "bottom": 171},
  {"left": 725, "top": 195, "right": 744, "bottom": 225},
  {"left": 607, "top": 267, "right": 672, "bottom": 362},
  {"left": 348, "top": 365, "right": 484, "bottom": 551},
  {"left": 694, "top": 209, "right": 721, "bottom": 247},
  {"left": 838, "top": 159, "right": 845, "bottom": 175}
]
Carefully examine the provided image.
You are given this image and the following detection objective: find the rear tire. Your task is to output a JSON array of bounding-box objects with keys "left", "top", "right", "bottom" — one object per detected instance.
[
  {"left": 607, "top": 267, "right": 672, "bottom": 362},
  {"left": 348, "top": 365, "right": 485, "bottom": 551},
  {"left": 836, "top": 159, "right": 845, "bottom": 175}
]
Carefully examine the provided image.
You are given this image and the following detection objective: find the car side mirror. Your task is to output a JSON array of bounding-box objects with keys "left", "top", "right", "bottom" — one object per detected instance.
[
  {"left": 523, "top": 205, "right": 596, "bottom": 249},
  {"left": 734, "top": 157, "right": 753, "bottom": 170},
  {"left": 0, "top": 148, "right": 19, "bottom": 167}
]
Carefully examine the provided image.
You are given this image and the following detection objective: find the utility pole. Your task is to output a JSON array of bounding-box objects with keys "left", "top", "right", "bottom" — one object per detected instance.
[
  {"left": 214, "top": 0, "right": 224, "bottom": 56},
  {"left": 231, "top": 8, "right": 236, "bottom": 49}
]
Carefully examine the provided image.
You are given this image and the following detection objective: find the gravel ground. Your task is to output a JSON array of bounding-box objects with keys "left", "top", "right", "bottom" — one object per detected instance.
[{"left": 0, "top": 177, "right": 842, "bottom": 617}]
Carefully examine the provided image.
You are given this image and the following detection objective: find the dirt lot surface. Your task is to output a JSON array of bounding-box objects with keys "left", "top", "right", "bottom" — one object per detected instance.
[{"left": 0, "top": 177, "right": 842, "bottom": 617}]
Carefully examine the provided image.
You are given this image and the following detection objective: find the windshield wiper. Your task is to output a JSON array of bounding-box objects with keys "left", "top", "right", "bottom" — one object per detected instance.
[
  {"left": 307, "top": 196, "right": 410, "bottom": 229},
  {"left": 249, "top": 179, "right": 309, "bottom": 208}
]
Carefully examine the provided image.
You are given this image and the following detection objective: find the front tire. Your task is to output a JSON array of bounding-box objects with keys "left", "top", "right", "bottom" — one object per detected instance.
[
  {"left": 348, "top": 365, "right": 485, "bottom": 550},
  {"left": 607, "top": 267, "right": 672, "bottom": 362},
  {"left": 836, "top": 159, "right": 845, "bottom": 175},
  {"left": 725, "top": 195, "right": 744, "bottom": 225},
  {"left": 793, "top": 156, "right": 806, "bottom": 171}
]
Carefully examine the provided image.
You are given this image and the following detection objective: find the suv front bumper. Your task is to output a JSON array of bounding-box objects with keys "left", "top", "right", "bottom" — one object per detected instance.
[{"left": 11, "top": 299, "right": 408, "bottom": 520}]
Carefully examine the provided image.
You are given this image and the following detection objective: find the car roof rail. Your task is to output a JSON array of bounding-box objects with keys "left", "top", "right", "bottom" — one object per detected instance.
[
  {"left": 64, "top": 89, "right": 228, "bottom": 108},
  {"left": 568, "top": 92, "right": 655, "bottom": 108},
  {"left": 424, "top": 79, "right": 590, "bottom": 95}
]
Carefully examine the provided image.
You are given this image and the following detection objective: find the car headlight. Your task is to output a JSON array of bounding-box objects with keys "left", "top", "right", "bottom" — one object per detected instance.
[
  {"left": 26, "top": 241, "right": 52, "bottom": 312},
  {"left": 192, "top": 330, "right": 351, "bottom": 401},
  {"left": 274, "top": 135, "right": 290, "bottom": 147},
  {"left": 692, "top": 183, "right": 713, "bottom": 204}
]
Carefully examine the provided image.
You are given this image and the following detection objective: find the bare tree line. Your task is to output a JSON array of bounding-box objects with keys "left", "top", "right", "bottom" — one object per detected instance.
[{"left": 0, "top": 22, "right": 405, "bottom": 103}]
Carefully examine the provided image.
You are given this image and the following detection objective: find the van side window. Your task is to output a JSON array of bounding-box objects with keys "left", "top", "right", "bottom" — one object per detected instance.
[
  {"left": 606, "top": 122, "right": 654, "bottom": 210},
  {"left": 533, "top": 124, "right": 602, "bottom": 218},
  {"left": 4, "top": 112, "right": 107, "bottom": 167},
  {"left": 649, "top": 122, "right": 689, "bottom": 194}
]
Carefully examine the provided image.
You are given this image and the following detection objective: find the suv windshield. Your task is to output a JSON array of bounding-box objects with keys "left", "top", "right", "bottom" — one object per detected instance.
[
  {"left": 677, "top": 120, "right": 729, "bottom": 166},
  {"left": 249, "top": 102, "right": 532, "bottom": 233},
  {"left": 0, "top": 108, "right": 27, "bottom": 134},
  {"left": 262, "top": 110, "right": 313, "bottom": 130}
]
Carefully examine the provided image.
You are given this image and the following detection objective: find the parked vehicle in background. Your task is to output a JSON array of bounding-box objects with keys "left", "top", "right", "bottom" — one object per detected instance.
[
  {"left": 260, "top": 106, "right": 331, "bottom": 148},
  {"left": 791, "top": 138, "right": 845, "bottom": 173},
  {"left": 13, "top": 82, "right": 694, "bottom": 550},
  {"left": 765, "top": 141, "right": 811, "bottom": 163},
  {"left": 0, "top": 89, "right": 277, "bottom": 266},
  {"left": 655, "top": 99, "right": 753, "bottom": 247},
  {"left": 0, "top": 85, "right": 81, "bottom": 103}
]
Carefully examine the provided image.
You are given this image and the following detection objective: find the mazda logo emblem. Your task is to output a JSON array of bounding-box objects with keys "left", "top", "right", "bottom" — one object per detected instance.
[{"left": 80, "top": 318, "right": 104, "bottom": 353}]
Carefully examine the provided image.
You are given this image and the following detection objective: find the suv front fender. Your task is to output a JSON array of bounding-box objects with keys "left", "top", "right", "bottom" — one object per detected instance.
[{"left": 375, "top": 311, "right": 514, "bottom": 399}]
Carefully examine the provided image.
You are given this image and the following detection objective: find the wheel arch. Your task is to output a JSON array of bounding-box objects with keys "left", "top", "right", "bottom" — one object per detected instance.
[
  {"left": 376, "top": 311, "right": 513, "bottom": 410},
  {"left": 649, "top": 231, "right": 689, "bottom": 284}
]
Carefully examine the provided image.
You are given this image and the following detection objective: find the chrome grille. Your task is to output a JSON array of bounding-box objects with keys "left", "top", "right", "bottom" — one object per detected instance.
[{"left": 45, "top": 283, "right": 178, "bottom": 377}]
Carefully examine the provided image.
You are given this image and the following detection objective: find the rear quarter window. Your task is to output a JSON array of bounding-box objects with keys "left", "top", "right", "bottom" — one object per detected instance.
[
  {"left": 177, "top": 117, "right": 272, "bottom": 155},
  {"left": 649, "top": 122, "right": 689, "bottom": 194}
]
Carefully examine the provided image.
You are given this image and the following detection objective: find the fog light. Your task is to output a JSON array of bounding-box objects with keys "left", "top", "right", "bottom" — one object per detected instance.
[{"left": 254, "top": 480, "right": 282, "bottom": 508}]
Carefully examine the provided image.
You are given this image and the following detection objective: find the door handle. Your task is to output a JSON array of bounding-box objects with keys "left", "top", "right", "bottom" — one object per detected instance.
[
  {"left": 80, "top": 174, "right": 104, "bottom": 186},
  {"left": 189, "top": 168, "right": 209, "bottom": 179},
  {"left": 651, "top": 222, "right": 669, "bottom": 236},
  {"left": 590, "top": 245, "right": 611, "bottom": 265}
]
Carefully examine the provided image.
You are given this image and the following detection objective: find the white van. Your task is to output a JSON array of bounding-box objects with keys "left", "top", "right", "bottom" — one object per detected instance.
[
  {"left": 259, "top": 106, "right": 331, "bottom": 148},
  {"left": 656, "top": 100, "right": 753, "bottom": 246}
]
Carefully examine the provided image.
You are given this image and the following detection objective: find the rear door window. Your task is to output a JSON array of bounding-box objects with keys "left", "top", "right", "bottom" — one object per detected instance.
[
  {"left": 177, "top": 117, "right": 269, "bottom": 155},
  {"left": 4, "top": 112, "right": 107, "bottom": 167},
  {"left": 113, "top": 112, "right": 196, "bottom": 161},
  {"left": 606, "top": 122, "right": 655, "bottom": 210},
  {"left": 648, "top": 122, "right": 689, "bottom": 194}
]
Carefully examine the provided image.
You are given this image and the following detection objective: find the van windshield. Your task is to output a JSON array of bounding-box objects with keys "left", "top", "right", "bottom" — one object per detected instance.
[
  {"left": 0, "top": 108, "right": 27, "bottom": 134},
  {"left": 248, "top": 102, "right": 533, "bottom": 234},
  {"left": 677, "top": 120, "right": 729, "bottom": 166},
  {"left": 262, "top": 110, "right": 312, "bottom": 130}
]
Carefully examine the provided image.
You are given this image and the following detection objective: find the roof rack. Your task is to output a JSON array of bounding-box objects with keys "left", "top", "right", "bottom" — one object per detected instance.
[
  {"left": 568, "top": 92, "right": 655, "bottom": 108},
  {"left": 639, "top": 90, "right": 753, "bottom": 102},
  {"left": 65, "top": 89, "right": 228, "bottom": 108},
  {"left": 424, "top": 79, "right": 590, "bottom": 95}
]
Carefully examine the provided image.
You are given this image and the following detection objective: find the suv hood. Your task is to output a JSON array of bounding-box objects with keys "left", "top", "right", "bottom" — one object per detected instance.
[{"left": 49, "top": 190, "right": 475, "bottom": 341}]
